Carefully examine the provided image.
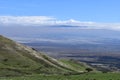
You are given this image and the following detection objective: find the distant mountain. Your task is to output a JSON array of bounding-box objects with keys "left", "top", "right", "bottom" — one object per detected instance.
[
  {"left": 0, "top": 35, "right": 91, "bottom": 76},
  {"left": 48, "top": 25, "right": 89, "bottom": 28}
]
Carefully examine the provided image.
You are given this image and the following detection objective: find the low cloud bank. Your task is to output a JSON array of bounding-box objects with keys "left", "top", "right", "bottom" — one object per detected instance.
[{"left": 0, "top": 16, "right": 120, "bottom": 30}]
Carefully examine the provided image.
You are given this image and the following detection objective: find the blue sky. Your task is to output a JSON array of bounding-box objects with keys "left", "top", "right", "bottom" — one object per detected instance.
[{"left": 0, "top": 0, "right": 120, "bottom": 22}]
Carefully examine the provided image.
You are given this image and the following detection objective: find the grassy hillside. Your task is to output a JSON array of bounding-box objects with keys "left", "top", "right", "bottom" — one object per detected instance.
[
  {"left": 0, "top": 73, "right": 120, "bottom": 80},
  {"left": 0, "top": 35, "right": 91, "bottom": 76},
  {"left": 59, "top": 59, "right": 95, "bottom": 72}
]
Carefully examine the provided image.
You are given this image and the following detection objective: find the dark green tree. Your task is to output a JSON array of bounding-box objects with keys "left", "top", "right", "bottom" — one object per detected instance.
[{"left": 85, "top": 68, "right": 93, "bottom": 72}]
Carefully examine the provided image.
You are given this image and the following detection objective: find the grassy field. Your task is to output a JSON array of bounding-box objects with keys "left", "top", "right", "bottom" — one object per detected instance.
[{"left": 0, "top": 73, "right": 120, "bottom": 80}]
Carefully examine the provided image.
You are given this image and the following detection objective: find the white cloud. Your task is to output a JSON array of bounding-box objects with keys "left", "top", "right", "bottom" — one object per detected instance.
[
  {"left": 11, "top": 37, "right": 102, "bottom": 44},
  {"left": 0, "top": 16, "right": 55, "bottom": 25},
  {"left": 0, "top": 16, "right": 120, "bottom": 30}
]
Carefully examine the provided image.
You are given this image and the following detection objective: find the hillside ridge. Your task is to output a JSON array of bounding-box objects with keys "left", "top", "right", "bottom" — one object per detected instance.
[{"left": 0, "top": 35, "right": 91, "bottom": 76}]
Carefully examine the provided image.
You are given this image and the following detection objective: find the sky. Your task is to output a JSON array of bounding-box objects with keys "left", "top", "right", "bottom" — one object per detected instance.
[{"left": 0, "top": 0, "right": 120, "bottom": 23}]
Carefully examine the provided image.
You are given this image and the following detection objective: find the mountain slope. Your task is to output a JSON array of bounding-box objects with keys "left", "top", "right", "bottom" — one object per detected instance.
[{"left": 0, "top": 35, "right": 91, "bottom": 76}]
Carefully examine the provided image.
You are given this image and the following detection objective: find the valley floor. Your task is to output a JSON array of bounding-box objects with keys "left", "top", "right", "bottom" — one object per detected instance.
[{"left": 0, "top": 73, "right": 120, "bottom": 80}]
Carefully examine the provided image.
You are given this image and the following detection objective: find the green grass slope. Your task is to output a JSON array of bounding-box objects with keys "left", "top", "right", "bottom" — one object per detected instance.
[
  {"left": 59, "top": 59, "right": 95, "bottom": 72},
  {"left": 0, "top": 35, "right": 91, "bottom": 76},
  {"left": 0, "top": 73, "right": 120, "bottom": 80}
]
